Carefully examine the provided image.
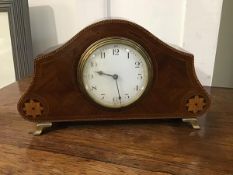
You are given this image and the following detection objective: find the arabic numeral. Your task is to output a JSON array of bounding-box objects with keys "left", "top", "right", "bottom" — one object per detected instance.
[
  {"left": 91, "top": 86, "right": 97, "bottom": 91},
  {"left": 113, "top": 48, "right": 119, "bottom": 55},
  {"left": 112, "top": 97, "right": 119, "bottom": 103},
  {"left": 125, "top": 94, "right": 130, "bottom": 99},
  {"left": 135, "top": 61, "right": 142, "bottom": 68},
  {"left": 90, "top": 62, "right": 97, "bottom": 67},
  {"left": 101, "top": 52, "right": 105, "bottom": 59},
  {"left": 100, "top": 93, "right": 105, "bottom": 99},
  {"left": 137, "top": 74, "right": 143, "bottom": 80},
  {"left": 88, "top": 74, "right": 94, "bottom": 79}
]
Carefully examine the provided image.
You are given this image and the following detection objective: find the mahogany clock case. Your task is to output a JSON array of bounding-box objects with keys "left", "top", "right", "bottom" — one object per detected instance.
[{"left": 18, "top": 19, "right": 211, "bottom": 122}]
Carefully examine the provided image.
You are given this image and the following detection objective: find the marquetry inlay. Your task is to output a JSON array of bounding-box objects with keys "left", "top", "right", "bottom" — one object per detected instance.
[
  {"left": 186, "top": 95, "right": 206, "bottom": 114},
  {"left": 23, "top": 99, "right": 44, "bottom": 118}
]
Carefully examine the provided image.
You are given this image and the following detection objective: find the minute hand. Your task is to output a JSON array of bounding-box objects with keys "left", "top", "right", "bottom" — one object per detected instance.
[{"left": 115, "top": 78, "right": 121, "bottom": 103}]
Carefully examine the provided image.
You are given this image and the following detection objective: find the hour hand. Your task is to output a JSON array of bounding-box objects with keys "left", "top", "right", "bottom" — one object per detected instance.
[
  {"left": 96, "top": 71, "right": 106, "bottom": 76},
  {"left": 96, "top": 71, "right": 116, "bottom": 79}
]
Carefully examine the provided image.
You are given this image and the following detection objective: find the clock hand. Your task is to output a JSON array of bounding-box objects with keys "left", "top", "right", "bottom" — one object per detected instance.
[
  {"left": 114, "top": 76, "right": 122, "bottom": 104},
  {"left": 96, "top": 71, "right": 118, "bottom": 79}
]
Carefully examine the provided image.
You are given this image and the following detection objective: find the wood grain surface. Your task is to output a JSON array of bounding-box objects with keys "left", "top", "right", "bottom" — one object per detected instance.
[{"left": 0, "top": 77, "right": 233, "bottom": 175}]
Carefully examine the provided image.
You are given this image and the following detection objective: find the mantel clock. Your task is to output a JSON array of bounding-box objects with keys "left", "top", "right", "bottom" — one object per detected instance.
[{"left": 18, "top": 20, "right": 210, "bottom": 135}]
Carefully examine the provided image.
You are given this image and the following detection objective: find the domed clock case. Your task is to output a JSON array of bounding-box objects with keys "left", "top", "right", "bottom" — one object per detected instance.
[{"left": 17, "top": 20, "right": 210, "bottom": 135}]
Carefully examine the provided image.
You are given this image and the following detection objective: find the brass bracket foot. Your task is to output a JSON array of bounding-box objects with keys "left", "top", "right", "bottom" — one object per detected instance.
[
  {"left": 33, "top": 122, "right": 53, "bottom": 136},
  {"left": 182, "top": 118, "right": 200, "bottom": 129}
]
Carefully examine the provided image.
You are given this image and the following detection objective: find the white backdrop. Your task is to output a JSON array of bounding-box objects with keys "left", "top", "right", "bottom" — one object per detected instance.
[
  {"left": 28, "top": 0, "right": 223, "bottom": 86},
  {"left": 0, "top": 12, "right": 15, "bottom": 88}
]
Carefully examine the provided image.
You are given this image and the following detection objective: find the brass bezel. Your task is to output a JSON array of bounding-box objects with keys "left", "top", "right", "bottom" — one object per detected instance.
[{"left": 77, "top": 37, "right": 153, "bottom": 109}]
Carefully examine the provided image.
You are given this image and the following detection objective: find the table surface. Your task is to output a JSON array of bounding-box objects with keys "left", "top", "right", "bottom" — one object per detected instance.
[{"left": 0, "top": 77, "right": 233, "bottom": 175}]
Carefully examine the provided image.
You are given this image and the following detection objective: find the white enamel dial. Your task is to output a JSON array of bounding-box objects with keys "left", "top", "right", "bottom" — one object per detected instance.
[{"left": 80, "top": 38, "right": 151, "bottom": 108}]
